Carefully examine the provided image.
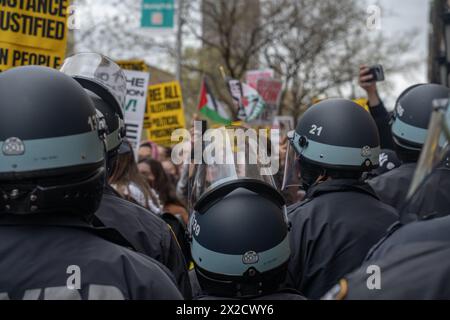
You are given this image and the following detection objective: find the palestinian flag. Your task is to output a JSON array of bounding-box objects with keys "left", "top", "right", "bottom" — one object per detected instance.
[{"left": 198, "top": 78, "right": 231, "bottom": 124}]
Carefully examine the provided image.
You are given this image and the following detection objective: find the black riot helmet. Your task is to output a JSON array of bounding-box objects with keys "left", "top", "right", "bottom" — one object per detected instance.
[
  {"left": 0, "top": 66, "right": 107, "bottom": 220},
  {"left": 392, "top": 83, "right": 450, "bottom": 162},
  {"left": 400, "top": 98, "right": 450, "bottom": 222},
  {"left": 283, "top": 99, "right": 380, "bottom": 191},
  {"left": 60, "top": 53, "right": 126, "bottom": 166},
  {"left": 188, "top": 126, "right": 291, "bottom": 298}
]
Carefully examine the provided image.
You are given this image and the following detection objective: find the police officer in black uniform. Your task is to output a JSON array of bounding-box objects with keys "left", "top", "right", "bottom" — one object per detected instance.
[
  {"left": 324, "top": 96, "right": 450, "bottom": 299},
  {"left": 188, "top": 126, "right": 305, "bottom": 300},
  {"left": 367, "top": 84, "right": 450, "bottom": 216},
  {"left": 283, "top": 99, "right": 398, "bottom": 299},
  {"left": 60, "top": 53, "right": 192, "bottom": 298},
  {"left": 365, "top": 97, "right": 450, "bottom": 261},
  {"left": 0, "top": 66, "right": 182, "bottom": 300},
  {"left": 323, "top": 242, "right": 450, "bottom": 300}
]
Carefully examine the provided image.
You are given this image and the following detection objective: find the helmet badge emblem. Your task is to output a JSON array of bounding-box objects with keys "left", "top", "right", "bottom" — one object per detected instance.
[
  {"left": 2, "top": 137, "right": 25, "bottom": 156},
  {"left": 242, "top": 251, "right": 259, "bottom": 265},
  {"left": 396, "top": 104, "right": 405, "bottom": 117},
  {"left": 361, "top": 146, "right": 372, "bottom": 157}
]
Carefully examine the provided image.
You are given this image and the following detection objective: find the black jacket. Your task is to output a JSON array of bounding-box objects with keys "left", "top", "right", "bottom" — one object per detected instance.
[
  {"left": 368, "top": 101, "right": 394, "bottom": 150},
  {"left": 334, "top": 242, "right": 450, "bottom": 300},
  {"left": 95, "top": 185, "right": 192, "bottom": 298},
  {"left": 0, "top": 215, "right": 183, "bottom": 300},
  {"left": 287, "top": 179, "right": 398, "bottom": 299},
  {"left": 368, "top": 163, "right": 416, "bottom": 212},
  {"left": 366, "top": 215, "right": 450, "bottom": 262}
]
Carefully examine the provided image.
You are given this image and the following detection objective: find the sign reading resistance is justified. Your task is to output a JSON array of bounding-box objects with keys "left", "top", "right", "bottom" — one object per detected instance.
[{"left": 0, "top": 0, "right": 69, "bottom": 71}]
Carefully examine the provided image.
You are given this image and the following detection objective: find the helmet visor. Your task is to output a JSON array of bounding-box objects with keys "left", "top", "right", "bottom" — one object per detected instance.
[
  {"left": 401, "top": 98, "right": 450, "bottom": 221},
  {"left": 60, "top": 53, "right": 127, "bottom": 115},
  {"left": 188, "top": 125, "right": 278, "bottom": 211},
  {"left": 281, "top": 133, "right": 302, "bottom": 190}
]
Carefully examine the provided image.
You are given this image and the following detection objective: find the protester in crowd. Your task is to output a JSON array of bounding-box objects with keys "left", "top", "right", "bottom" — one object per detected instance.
[
  {"left": 138, "top": 158, "right": 189, "bottom": 225},
  {"left": 162, "top": 159, "right": 180, "bottom": 184},
  {"left": 110, "top": 140, "right": 162, "bottom": 214},
  {"left": 358, "top": 64, "right": 395, "bottom": 150},
  {"left": 138, "top": 140, "right": 160, "bottom": 161},
  {"left": 157, "top": 146, "right": 172, "bottom": 162}
]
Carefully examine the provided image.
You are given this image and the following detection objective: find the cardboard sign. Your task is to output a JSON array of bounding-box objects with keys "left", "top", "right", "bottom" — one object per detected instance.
[
  {"left": 123, "top": 70, "right": 150, "bottom": 156},
  {"left": 254, "top": 78, "right": 283, "bottom": 125},
  {"left": 245, "top": 69, "right": 274, "bottom": 89},
  {"left": 117, "top": 59, "right": 150, "bottom": 73},
  {"left": 146, "top": 81, "right": 186, "bottom": 147},
  {"left": 0, "top": 1, "right": 69, "bottom": 71}
]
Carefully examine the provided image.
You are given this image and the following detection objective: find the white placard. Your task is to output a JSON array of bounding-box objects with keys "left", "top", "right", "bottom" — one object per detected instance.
[{"left": 123, "top": 70, "right": 150, "bottom": 158}]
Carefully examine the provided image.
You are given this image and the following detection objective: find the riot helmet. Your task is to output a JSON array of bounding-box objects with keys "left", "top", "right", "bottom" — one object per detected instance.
[
  {"left": 391, "top": 84, "right": 450, "bottom": 162},
  {"left": 282, "top": 98, "right": 380, "bottom": 191},
  {"left": 60, "top": 53, "right": 126, "bottom": 159},
  {"left": 400, "top": 98, "right": 450, "bottom": 222},
  {"left": 0, "top": 66, "right": 107, "bottom": 220},
  {"left": 188, "top": 125, "right": 291, "bottom": 298}
]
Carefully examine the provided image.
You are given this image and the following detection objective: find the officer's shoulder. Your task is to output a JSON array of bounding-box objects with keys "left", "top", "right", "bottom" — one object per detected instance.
[
  {"left": 370, "top": 164, "right": 415, "bottom": 184},
  {"left": 385, "top": 216, "right": 450, "bottom": 244},
  {"left": 287, "top": 198, "right": 314, "bottom": 215},
  {"left": 63, "top": 227, "right": 155, "bottom": 266},
  {"left": 118, "top": 247, "right": 184, "bottom": 299},
  {"left": 342, "top": 242, "right": 450, "bottom": 300},
  {"left": 101, "top": 192, "right": 168, "bottom": 228},
  {"left": 103, "top": 237, "right": 176, "bottom": 278}
]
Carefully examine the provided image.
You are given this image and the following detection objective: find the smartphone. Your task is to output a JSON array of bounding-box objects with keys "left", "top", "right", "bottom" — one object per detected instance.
[{"left": 369, "top": 64, "right": 385, "bottom": 82}]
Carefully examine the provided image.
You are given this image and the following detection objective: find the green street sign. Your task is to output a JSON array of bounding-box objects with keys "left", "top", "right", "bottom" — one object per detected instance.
[{"left": 141, "top": 0, "right": 175, "bottom": 29}]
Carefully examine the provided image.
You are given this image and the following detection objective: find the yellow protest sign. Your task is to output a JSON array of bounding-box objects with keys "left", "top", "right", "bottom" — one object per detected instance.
[
  {"left": 352, "top": 98, "right": 369, "bottom": 112},
  {"left": 146, "top": 81, "right": 186, "bottom": 147},
  {"left": 311, "top": 97, "right": 369, "bottom": 112},
  {"left": 0, "top": 0, "right": 69, "bottom": 71},
  {"left": 116, "top": 59, "right": 150, "bottom": 73}
]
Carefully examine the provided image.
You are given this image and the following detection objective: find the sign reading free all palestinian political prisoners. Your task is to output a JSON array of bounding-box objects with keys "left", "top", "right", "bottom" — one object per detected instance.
[
  {"left": 0, "top": 0, "right": 69, "bottom": 72},
  {"left": 147, "top": 81, "right": 186, "bottom": 147},
  {"left": 123, "top": 70, "right": 150, "bottom": 157}
]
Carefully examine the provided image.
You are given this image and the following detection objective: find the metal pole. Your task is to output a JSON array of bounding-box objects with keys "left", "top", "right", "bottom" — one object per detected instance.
[{"left": 176, "top": 0, "right": 183, "bottom": 84}]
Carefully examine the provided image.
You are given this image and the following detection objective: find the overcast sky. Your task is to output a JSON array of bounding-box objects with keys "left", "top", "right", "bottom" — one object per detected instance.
[
  {"left": 368, "top": 0, "right": 429, "bottom": 107},
  {"left": 75, "top": 0, "right": 431, "bottom": 107}
]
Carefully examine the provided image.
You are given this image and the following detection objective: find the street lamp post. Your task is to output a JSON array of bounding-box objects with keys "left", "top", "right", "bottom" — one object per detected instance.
[
  {"left": 437, "top": 55, "right": 448, "bottom": 86},
  {"left": 175, "top": 0, "right": 183, "bottom": 84},
  {"left": 443, "top": 11, "right": 450, "bottom": 86}
]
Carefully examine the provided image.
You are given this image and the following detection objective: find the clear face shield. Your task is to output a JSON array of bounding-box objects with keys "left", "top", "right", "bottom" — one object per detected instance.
[
  {"left": 60, "top": 53, "right": 127, "bottom": 119},
  {"left": 188, "top": 125, "right": 279, "bottom": 213},
  {"left": 281, "top": 130, "right": 303, "bottom": 191},
  {"left": 401, "top": 98, "right": 450, "bottom": 222},
  {"left": 281, "top": 130, "right": 321, "bottom": 204}
]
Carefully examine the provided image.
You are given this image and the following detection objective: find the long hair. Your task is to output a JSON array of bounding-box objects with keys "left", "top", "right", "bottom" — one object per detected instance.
[
  {"left": 139, "top": 158, "right": 186, "bottom": 208},
  {"left": 109, "top": 141, "right": 158, "bottom": 209}
]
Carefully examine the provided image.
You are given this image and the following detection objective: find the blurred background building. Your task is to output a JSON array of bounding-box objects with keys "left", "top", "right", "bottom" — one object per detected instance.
[{"left": 428, "top": 0, "right": 450, "bottom": 86}]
